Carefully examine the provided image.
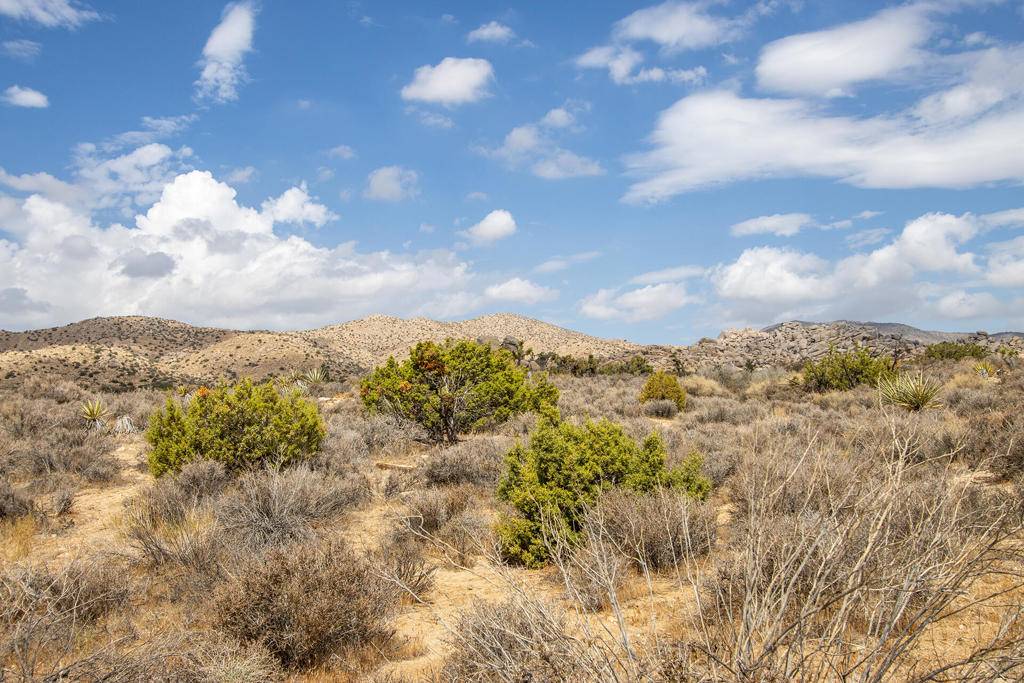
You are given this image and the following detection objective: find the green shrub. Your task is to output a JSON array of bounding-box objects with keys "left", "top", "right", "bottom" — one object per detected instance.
[
  {"left": 878, "top": 373, "right": 943, "bottom": 411},
  {"left": 360, "top": 340, "right": 558, "bottom": 445},
  {"left": 801, "top": 346, "right": 895, "bottom": 392},
  {"left": 638, "top": 371, "right": 687, "bottom": 411},
  {"left": 495, "top": 409, "right": 710, "bottom": 567},
  {"left": 146, "top": 380, "right": 326, "bottom": 477},
  {"left": 924, "top": 341, "right": 988, "bottom": 361},
  {"left": 598, "top": 355, "right": 654, "bottom": 376}
]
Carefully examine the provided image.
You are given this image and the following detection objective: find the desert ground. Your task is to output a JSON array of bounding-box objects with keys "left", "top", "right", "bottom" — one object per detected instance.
[{"left": 2, "top": 316, "right": 1024, "bottom": 681}]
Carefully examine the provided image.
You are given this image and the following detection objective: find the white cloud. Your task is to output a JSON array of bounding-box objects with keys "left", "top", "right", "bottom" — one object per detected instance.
[
  {"left": 709, "top": 209, "right": 1020, "bottom": 324},
  {"left": 224, "top": 166, "right": 257, "bottom": 184},
  {"left": 3, "top": 85, "right": 48, "bottom": 108},
  {"left": 531, "top": 150, "right": 604, "bottom": 180},
  {"left": 756, "top": 4, "right": 932, "bottom": 97},
  {"left": 581, "top": 282, "right": 693, "bottom": 322},
  {"left": 364, "top": 166, "right": 420, "bottom": 202},
  {"left": 400, "top": 57, "right": 493, "bottom": 106},
  {"left": 535, "top": 251, "right": 601, "bottom": 273},
  {"left": 2, "top": 39, "right": 41, "bottom": 61},
  {"left": 730, "top": 212, "right": 815, "bottom": 237},
  {"left": 464, "top": 191, "right": 488, "bottom": 202},
  {"left": 327, "top": 144, "right": 356, "bottom": 160},
  {"left": 463, "top": 209, "right": 516, "bottom": 245},
  {"left": 988, "top": 236, "right": 1024, "bottom": 287},
  {"left": 0, "top": 169, "right": 485, "bottom": 329},
  {"left": 935, "top": 290, "right": 1002, "bottom": 319},
  {"left": 194, "top": 1, "right": 256, "bottom": 104},
  {"left": 484, "top": 277, "right": 557, "bottom": 304},
  {"left": 0, "top": 0, "right": 98, "bottom": 28},
  {"left": 575, "top": 45, "right": 706, "bottom": 86},
  {"left": 260, "top": 183, "right": 337, "bottom": 227},
  {"left": 407, "top": 107, "right": 455, "bottom": 129},
  {"left": 846, "top": 228, "right": 891, "bottom": 249},
  {"left": 467, "top": 21, "right": 515, "bottom": 44},
  {"left": 630, "top": 264, "right": 704, "bottom": 285},
  {"left": 103, "top": 114, "right": 197, "bottom": 151},
  {"left": 480, "top": 104, "right": 604, "bottom": 180},
  {"left": 613, "top": 0, "right": 741, "bottom": 51},
  {"left": 624, "top": 88, "right": 1024, "bottom": 203}
]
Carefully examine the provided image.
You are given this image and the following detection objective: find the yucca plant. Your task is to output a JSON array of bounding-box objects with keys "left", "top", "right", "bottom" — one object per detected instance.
[
  {"left": 294, "top": 366, "right": 329, "bottom": 394},
  {"left": 81, "top": 400, "right": 109, "bottom": 430},
  {"left": 877, "top": 373, "right": 943, "bottom": 412},
  {"left": 973, "top": 360, "right": 997, "bottom": 378}
]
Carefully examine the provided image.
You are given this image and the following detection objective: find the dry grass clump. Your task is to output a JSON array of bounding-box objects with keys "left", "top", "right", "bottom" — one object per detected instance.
[
  {"left": 554, "top": 374, "right": 645, "bottom": 420},
  {"left": 420, "top": 436, "right": 511, "bottom": 488},
  {"left": 217, "top": 465, "right": 366, "bottom": 550},
  {"left": 590, "top": 489, "right": 716, "bottom": 570},
  {"left": 678, "top": 427, "right": 1024, "bottom": 681},
  {"left": 0, "top": 555, "right": 131, "bottom": 679},
  {"left": 212, "top": 540, "right": 400, "bottom": 669},
  {"left": 0, "top": 476, "right": 33, "bottom": 521},
  {"left": 642, "top": 399, "right": 679, "bottom": 418},
  {"left": 441, "top": 593, "right": 608, "bottom": 680},
  {"left": 684, "top": 395, "right": 764, "bottom": 425},
  {"left": 373, "top": 528, "right": 437, "bottom": 600}
]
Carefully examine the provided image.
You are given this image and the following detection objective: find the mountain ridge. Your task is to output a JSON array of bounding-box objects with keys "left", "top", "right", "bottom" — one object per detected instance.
[{"left": 2, "top": 314, "right": 1021, "bottom": 391}]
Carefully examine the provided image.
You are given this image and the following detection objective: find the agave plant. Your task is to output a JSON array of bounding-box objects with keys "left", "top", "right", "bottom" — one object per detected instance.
[
  {"left": 81, "top": 400, "right": 109, "bottom": 429},
  {"left": 878, "top": 373, "right": 943, "bottom": 412}
]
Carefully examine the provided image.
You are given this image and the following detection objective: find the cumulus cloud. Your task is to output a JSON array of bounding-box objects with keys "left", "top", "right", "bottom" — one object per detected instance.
[
  {"left": 575, "top": 45, "right": 706, "bottom": 86},
  {"left": 224, "top": 166, "right": 257, "bottom": 184},
  {"left": 710, "top": 209, "right": 1020, "bottom": 325},
  {"left": 194, "top": 1, "right": 256, "bottom": 104},
  {"left": 484, "top": 277, "right": 557, "bottom": 304},
  {"left": 580, "top": 282, "right": 693, "bottom": 322},
  {"left": 467, "top": 21, "right": 515, "bottom": 44},
  {"left": 364, "top": 166, "right": 419, "bottom": 202},
  {"left": 0, "top": 169, "right": 484, "bottom": 329},
  {"left": 400, "top": 57, "right": 493, "bottom": 106},
  {"left": 623, "top": 87, "right": 1024, "bottom": 203},
  {"left": 3, "top": 85, "right": 48, "bottom": 108},
  {"left": 103, "top": 114, "right": 197, "bottom": 151},
  {"left": 327, "top": 144, "right": 356, "bottom": 159},
  {"left": 0, "top": 0, "right": 98, "bottom": 28},
  {"left": 613, "top": 0, "right": 742, "bottom": 51},
  {"left": 479, "top": 103, "right": 604, "bottom": 180},
  {"left": 261, "top": 183, "right": 337, "bottom": 226},
  {"left": 462, "top": 209, "right": 516, "bottom": 246},
  {"left": 2, "top": 39, "right": 41, "bottom": 61},
  {"left": 756, "top": 4, "right": 932, "bottom": 97},
  {"left": 935, "top": 290, "right": 1002, "bottom": 319}
]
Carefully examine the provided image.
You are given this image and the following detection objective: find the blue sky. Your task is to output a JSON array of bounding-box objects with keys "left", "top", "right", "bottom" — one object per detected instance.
[{"left": 1, "top": 0, "right": 1023, "bottom": 342}]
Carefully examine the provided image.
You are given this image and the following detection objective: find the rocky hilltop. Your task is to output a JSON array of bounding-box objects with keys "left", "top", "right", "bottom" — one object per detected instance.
[{"left": 1, "top": 315, "right": 1021, "bottom": 390}]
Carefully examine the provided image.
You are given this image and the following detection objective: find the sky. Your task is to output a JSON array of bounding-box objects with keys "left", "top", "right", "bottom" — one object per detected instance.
[{"left": 1, "top": 0, "right": 1023, "bottom": 343}]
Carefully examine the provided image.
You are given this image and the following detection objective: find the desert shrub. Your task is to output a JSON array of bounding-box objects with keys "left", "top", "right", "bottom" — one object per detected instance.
[
  {"left": 924, "top": 340, "right": 988, "bottom": 361},
  {"left": 0, "top": 477, "right": 33, "bottom": 520},
  {"left": 441, "top": 594, "right": 603, "bottom": 680},
  {"left": 960, "top": 411, "right": 1024, "bottom": 479},
  {"left": 877, "top": 372, "right": 943, "bottom": 411},
  {"left": 557, "top": 539, "right": 630, "bottom": 612},
  {"left": 590, "top": 488, "right": 716, "bottom": 570},
  {"left": 22, "top": 426, "right": 118, "bottom": 483},
  {"left": 801, "top": 346, "right": 895, "bottom": 392},
  {"left": 212, "top": 540, "right": 399, "bottom": 668},
  {"left": 495, "top": 409, "right": 711, "bottom": 567},
  {"left": 643, "top": 399, "right": 679, "bottom": 419},
  {"left": 217, "top": 466, "right": 365, "bottom": 550},
  {"left": 639, "top": 371, "right": 687, "bottom": 411},
  {"left": 1, "top": 556, "right": 131, "bottom": 678},
  {"left": 420, "top": 436, "right": 510, "bottom": 487},
  {"left": 374, "top": 528, "right": 436, "bottom": 599},
  {"left": 403, "top": 486, "right": 472, "bottom": 535},
  {"left": 146, "top": 379, "right": 326, "bottom": 476},
  {"left": 598, "top": 355, "right": 654, "bottom": 376},
  {"left": 684, "top": 395, "right": 764, "bottom": 426},
  {"left": 361, "top": 339, "right": 558, "bottom": 444}
]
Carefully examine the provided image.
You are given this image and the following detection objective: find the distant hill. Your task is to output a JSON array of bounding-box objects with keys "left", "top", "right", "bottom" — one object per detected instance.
[
  {"left": 763, "top": 320, "right": 1024, "bottom": 344},
  {"left": 1, "top": 314, "right": 1021, "bottom": 391}
]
